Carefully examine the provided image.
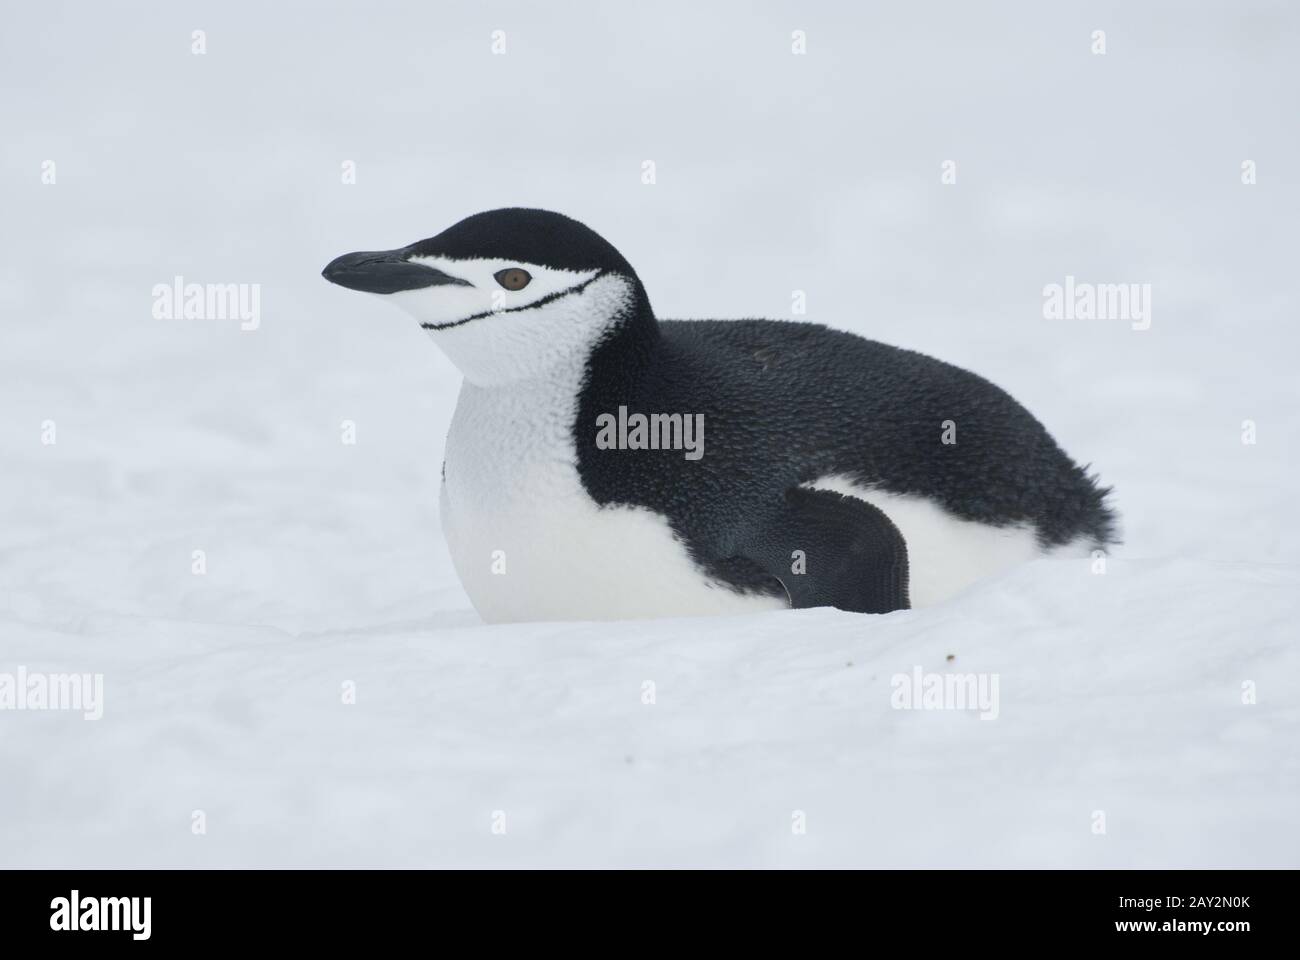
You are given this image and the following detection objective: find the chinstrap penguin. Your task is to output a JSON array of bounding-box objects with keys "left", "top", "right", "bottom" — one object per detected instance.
[{"left": 324, "top": 208, "right": 1117, "bottom": 622}]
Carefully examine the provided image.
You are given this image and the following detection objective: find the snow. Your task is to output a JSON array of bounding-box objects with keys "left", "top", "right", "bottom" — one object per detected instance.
[{"left": 1, "top": 1, "right": 1297, "bottom": 867}]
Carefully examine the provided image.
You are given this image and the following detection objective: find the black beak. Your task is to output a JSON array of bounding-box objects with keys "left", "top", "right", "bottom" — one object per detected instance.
[{"left": 321, "top": 249, "right": 471, "bottom": 294}]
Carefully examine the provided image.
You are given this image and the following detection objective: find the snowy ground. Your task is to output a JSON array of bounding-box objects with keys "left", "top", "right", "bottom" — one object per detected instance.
[{"left": 1, "top": 1, "right": 1297, "bottom": 867}]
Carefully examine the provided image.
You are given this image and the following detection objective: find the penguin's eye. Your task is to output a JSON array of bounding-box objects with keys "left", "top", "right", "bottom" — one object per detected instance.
[{"left": 494, "top": 268, "right": 532, "bottom": 291}]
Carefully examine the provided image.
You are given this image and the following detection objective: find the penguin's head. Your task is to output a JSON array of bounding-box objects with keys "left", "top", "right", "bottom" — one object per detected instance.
[{"left": 323, "top": 208, "right": 645, "bottom": 385}]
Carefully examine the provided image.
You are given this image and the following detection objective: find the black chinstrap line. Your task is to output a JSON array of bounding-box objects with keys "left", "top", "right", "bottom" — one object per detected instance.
[{"left": 420, "top": 270, "right": 609, "bottom": 330}]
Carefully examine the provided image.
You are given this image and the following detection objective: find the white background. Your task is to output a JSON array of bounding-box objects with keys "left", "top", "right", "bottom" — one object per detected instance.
[{"left": 1, "top": 1, "right": 1296, "bottom": 866}]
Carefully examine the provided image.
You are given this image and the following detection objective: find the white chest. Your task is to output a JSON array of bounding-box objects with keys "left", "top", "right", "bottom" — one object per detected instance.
[{"left": 439, "top": 377, "right": 782, "bottom": 623}]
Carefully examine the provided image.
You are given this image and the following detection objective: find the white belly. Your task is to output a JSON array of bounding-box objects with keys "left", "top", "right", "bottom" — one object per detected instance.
[{"left": 440, "top": 378, "right": 782, "bottom": 623}]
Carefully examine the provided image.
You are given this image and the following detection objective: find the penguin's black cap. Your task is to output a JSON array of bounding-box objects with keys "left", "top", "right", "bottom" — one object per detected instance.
[
  {"left": 407, "top": 207, "right": 636, "bottom": 275},
  {"left": 323, "top": 208, "right": 638, "bottom": 295}
]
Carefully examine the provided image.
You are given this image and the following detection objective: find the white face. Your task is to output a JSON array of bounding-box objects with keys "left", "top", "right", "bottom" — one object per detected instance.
[{"left": 380, "top": 256, "right": 633, "bottom": 387}]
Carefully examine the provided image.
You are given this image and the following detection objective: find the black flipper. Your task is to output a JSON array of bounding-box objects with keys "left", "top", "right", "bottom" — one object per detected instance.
[{"left": 736, "top": 487, "right": 910, "bottom": 613}]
